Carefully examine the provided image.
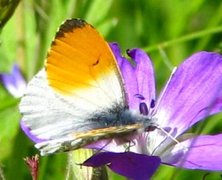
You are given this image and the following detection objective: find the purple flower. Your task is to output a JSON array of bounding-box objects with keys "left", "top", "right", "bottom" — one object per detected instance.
[
  {"left": 83, "top": 43, "right": 222, "bottom": 180},
  {"left": 0, "top": 64, "right": 44, "bottom": 142},
  {"left": 0, "top": 64, "right": 26, "bottom": 98}
]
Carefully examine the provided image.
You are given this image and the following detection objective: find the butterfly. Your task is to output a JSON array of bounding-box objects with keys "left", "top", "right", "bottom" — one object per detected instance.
[{"left": 19, "top": 19, "right": 152, "bottom": 155}]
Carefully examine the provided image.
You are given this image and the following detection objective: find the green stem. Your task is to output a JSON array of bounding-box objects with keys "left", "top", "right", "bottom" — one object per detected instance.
[
  {"left": 143, "top": 25, "right": 222, "bottom": 52},
  {"left": 0, "top": 0, "right": 20, "bottom": 29},
  {"left": 0, "top": 166, "right": 6, "bottom": 180}
]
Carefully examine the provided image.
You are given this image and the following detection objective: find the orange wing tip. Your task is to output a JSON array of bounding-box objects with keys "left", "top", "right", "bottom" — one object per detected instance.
[
  {"left": 46, "top": 68, "right": 116, "bottom": 94},
  {"left": 55, "top": 19, "right": 88, "bottom": 39},
  {"left": 45, "top": 18, "right": 125, "bottom": 104}
]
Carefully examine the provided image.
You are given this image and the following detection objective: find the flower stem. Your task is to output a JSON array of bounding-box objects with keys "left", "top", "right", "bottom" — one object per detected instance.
[
  {"left": 70, "top": 149, "right": 108, "bottom": 180},
  {"left": 143, "top": 26, "right": 222, "bottom": 52},
  {"left": 0, "top": 0, "right": 20, "bottom": 29},
  {"left": 0, "top": 166, "right": 6, "bottom": 180}
]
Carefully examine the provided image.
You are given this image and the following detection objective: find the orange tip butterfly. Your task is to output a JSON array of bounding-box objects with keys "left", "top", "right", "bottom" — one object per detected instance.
[{"left": 19, "top": 19, "right": 152, "bottom": 155}]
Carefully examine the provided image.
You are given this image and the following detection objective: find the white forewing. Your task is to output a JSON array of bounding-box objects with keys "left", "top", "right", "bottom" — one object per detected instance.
[{"left": 19, "top": 68, "right": 125, "bottom": 143}]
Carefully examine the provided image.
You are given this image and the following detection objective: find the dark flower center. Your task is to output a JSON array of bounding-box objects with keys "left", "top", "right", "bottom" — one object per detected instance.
[
  {"left": 135, "top": 94, "right": 145, "bottom": 100},
  {"left": 150, "top": 99, "right": 155, "bottom": 108},
  {"left": 139, "top": 102, "right": 149, "bottom": 115}
]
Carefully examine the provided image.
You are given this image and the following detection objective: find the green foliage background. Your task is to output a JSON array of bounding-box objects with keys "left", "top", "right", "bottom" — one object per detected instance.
[{"left": 0, "top": 0, "right": 222, "bottom": 179}]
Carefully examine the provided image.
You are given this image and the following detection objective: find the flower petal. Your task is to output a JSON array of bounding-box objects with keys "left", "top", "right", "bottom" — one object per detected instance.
[
  {"left": 109, "top": 43, "right": 156, "bottom": 111},
  {"left": 109, "top": 43, "right": 139, "bottom": 109},
  {"left": 155, "top": 52, "right": 222, "bottom": 135},
  {"left": 0, "top": 64, "right": 26, "bottom": 98},
  {"left": 85, "top": 139, "right": 125, "bottom": 152},
  {"left": 162, "top": 134, "right": 222, "bottom": 171},
  {"left": 127, "top": 48, "right": 156, "bottom": 108},
  {"left": 83, "top": 152, "right": 161, "bottom": 180}
]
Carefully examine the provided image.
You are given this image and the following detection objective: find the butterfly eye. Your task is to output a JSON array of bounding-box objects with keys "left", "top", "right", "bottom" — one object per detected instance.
[{"left": 145, "top": 125, "right": 156, "bottom": 132}]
